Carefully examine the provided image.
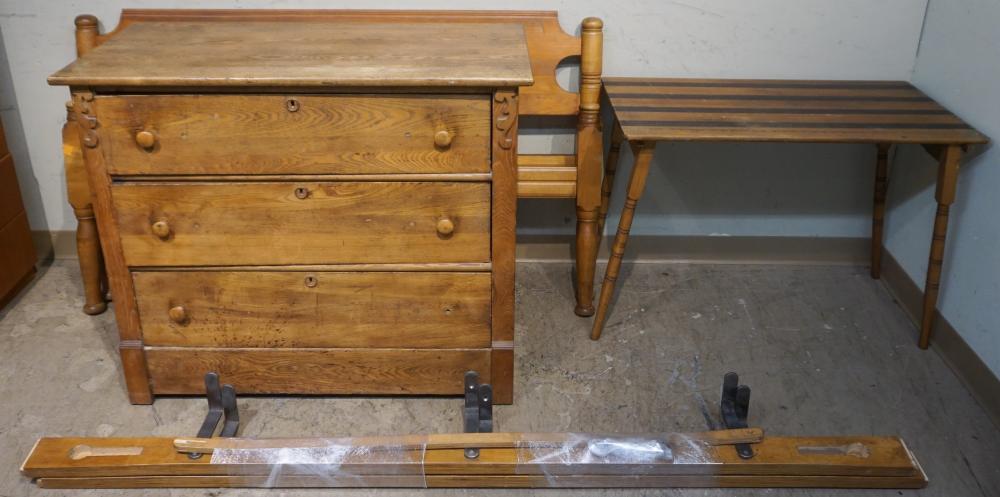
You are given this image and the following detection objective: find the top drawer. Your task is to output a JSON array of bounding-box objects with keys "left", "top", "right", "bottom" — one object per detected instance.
[{"left": 95, "top": 94, "right": 490, "bottom": 175}]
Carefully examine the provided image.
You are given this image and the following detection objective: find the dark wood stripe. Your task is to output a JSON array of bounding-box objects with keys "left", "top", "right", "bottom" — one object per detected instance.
[
  {"left": 608, "top": 93, "right": 932, "bottom": 102},
  {"left": 607, "top": 98, "right": 945, "bottom": 111},
  {"left": 604, "top": 80, "right": 910, "bottom": 90},
  {"left": 619, "top": 120, "right": 971, "bottom": 130},
  {"left": 614, "top": 106, "right": 951, "bottom": 116}
]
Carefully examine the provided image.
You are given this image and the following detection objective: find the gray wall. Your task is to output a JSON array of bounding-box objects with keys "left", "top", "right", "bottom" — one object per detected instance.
[
  {"left": 1, "top": 0, "right": 994, "bottom": 381},
  {"left": 1, "top": 0, "right": 927, "bottom": 237},
  {"left": 884, "top": 0, "right": 1000, "bottom": 377}
]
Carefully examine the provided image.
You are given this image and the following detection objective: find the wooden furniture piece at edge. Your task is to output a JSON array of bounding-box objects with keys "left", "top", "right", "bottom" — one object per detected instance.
[
  {"left": 0, "top": 116, "right": 38, "bottom": 308},
  {"left": 62, "top": 10, "right": 605, "bottom": 318},
  {"left": 590, "top": 78, "right": 988, "bottom": 347}
]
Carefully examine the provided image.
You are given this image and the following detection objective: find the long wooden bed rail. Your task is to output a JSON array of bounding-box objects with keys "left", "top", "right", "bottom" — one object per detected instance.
[{"left": 22, "top": 431, "right": 927, "bottom": 489}]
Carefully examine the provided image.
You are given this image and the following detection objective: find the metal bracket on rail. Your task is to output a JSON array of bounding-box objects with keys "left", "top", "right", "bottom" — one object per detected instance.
[
  {"left": 462, "top": 370, "right": 493, "bottom": 459},
  {"left": 720, "top": 372, "right": 754, "bottom": 459},
  {"left": 188, "top": 372, "right": 240, "bottom": 459}
]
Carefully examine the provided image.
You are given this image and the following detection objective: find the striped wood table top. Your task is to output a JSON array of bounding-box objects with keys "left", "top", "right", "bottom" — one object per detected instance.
[{"left": 603, "top": 78, "right": 987, "bottom": 144}]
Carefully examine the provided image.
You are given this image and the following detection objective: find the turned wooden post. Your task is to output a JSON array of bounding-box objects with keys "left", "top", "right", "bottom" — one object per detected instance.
[
  {"left": 63, "top": 102, "right": 107, "bottom": 314},
  {"left": 74, "top": 14, "right": 100, "bottom": 55},
  {"left": 66, "top": 14, "right": 109, "bottom": 315},
  {"left": 919, "top": 144, "right": 962, "bottom": 349},
  {"left": 870, "top": 143, "right": 890, "bottom": 279},
  {"left": 573, "top": 17, "right": 604, "bottom": 317},
  {"left": 591, "top": 142, "right": 655, "bottom": 340}
]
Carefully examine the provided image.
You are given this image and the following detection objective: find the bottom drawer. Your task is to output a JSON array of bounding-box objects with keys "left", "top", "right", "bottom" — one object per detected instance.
[{"left": 146, "top": 347, "right": 490, "bottom": 395}]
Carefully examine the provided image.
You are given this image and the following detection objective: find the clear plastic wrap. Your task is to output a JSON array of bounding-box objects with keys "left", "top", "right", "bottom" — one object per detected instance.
[
  {"left": 204, "top": 432, "right": 717, "bottom": 488},
  {"left": 210, "top": 438, "right": 427, "bottom": 488},
  {"left": 514, "top": 433, "right": 713, "bottom": 486}
]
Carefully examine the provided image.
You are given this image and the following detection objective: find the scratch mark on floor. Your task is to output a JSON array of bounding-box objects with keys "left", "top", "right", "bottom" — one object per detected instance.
[
  {"left": 737, "top": 298, "right": 757, "bottom": 331},
  {"left": 961, "top": 452, "right": 989, "bottom": 497}
]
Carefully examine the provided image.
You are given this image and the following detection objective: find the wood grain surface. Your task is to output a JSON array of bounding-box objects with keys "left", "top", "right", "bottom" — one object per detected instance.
[
  {"left": 490, "top": 91, "right": 518, "bottom": 404},
  {"left": 516, "top": 154, "right": 576, "bottom": 197},
  {"left": 75, "top": 9, "right": 579, "bottom": 115},
  {"left": 0, "top": 155, "right": 25, "bottom": 228},
  {"left": 24, "top": 434, "right": 917, "bottom": 478},
  {"left": 171, "top": 428, "right": 764, "bottom": 454},
  {"left": 72, "top": 91, "right": 152, "bottom": 403},
  {"left": 604, "top": 78, "right": 988, "bottom": 144},
  {"left": 35, "top": 474, "right": 928, "bottom": 489},
  {"left": 95, "top": 94, "right": 490, "bottom": 175},
  {"left": 49, "top": 22, "right": 533, "bottom": 88},
  {"left": 111, "top": 181, "right": 490, "bottom": 266},
  {"left": 23, "top": 434, "right": 925, "bottom": 489},
  {"left": 0, "top": 212, "right": 36, "bottom": 308},
  {"left": 144, "top": 348, "right": 490, "bottom": 395},
  {"left": 133, "top": 270, "right": 491, "bottom": 348}
]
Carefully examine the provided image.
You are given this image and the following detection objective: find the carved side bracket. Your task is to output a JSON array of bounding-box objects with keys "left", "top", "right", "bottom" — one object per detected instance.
[
  {"left": 74, "top": 92, "right": 100, "bottom": 148},
  {"left": 494, "top": 93, "right": 518, "bottom": 150}
]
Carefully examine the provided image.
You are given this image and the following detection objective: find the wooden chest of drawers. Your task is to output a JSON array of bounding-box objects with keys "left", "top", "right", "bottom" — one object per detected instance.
[{"left": 50, "top": 20, "right": 532, "bottom": 404}]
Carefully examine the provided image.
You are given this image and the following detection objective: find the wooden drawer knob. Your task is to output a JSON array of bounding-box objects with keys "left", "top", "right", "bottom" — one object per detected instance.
[
  {"left": 294, "top": 187, "right": 310, "bottom": 199},
  {"left": 168, "top": 305, "right": 188, "bottom": 324},
  {"left": 135, "top": 130, "right": 157, "bottom": 149},
  {"left": 436, "top": 218, "right": 455, "bottom": 236},
  {"left": 434, "top": 130, "right": 453, "bottom": 148},
  {"left": 151, "top": 220, "right": 171, "bottom": 239}
]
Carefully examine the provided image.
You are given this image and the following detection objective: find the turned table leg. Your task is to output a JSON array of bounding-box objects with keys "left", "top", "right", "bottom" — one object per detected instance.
[
  {"left": 591, "top": 142, "right": 656, "bottom": 340},
  {"left": 919, "top": 144, "right": 962, "bottom": 349},
  {"left": 870, "top": 143, "right": 891, "bottom": 279},
  {"left": 598, "top": 120, "right": 625, "bottom": 238}
]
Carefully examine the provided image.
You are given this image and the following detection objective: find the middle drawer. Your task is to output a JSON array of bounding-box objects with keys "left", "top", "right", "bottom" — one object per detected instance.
[{"left": 112, "top": 181, "right": 490, "bottom": 266}]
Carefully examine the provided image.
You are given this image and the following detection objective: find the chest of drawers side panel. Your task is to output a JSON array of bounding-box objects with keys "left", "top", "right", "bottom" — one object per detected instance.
[
  {"left": 490, "top": 90, "right": 519, "bottom": 404},
  {"left": 72, "top": 91, "right": 153, "bottom": 404}
]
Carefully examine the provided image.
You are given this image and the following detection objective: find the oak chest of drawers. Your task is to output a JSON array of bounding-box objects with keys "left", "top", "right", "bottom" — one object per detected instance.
[{"left": 50, "top": 20, "right": 532, "bottom": 404}]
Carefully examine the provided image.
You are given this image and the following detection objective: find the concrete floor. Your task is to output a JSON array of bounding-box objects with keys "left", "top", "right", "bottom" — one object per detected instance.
[{"left": 2, "top": 260, "right": 998, "bottom": 496}]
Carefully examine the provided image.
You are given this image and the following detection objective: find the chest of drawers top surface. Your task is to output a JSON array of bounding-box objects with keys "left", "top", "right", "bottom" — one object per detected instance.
[{"left": 49, "top": 21, "right": 533, "bottom": 88}]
